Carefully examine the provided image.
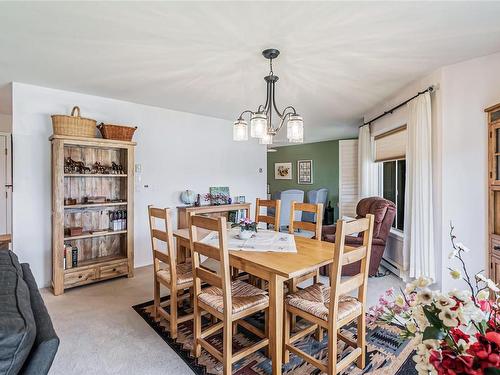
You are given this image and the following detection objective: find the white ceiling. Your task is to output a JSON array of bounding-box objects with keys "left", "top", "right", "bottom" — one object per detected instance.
[{"left": 1, "top": 2, "right": 500, "bottom": 142}]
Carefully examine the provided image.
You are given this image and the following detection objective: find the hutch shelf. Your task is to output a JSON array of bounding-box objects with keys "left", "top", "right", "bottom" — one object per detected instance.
[
  {"left": 50, "top": 135, "right": 135, "bottom": 295},
  {"left": 487, "top": 103, "right": 500, "bottom": 284}
]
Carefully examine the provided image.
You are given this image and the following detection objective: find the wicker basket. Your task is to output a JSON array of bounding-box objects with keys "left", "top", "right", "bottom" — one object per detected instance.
[
  {"left": 98, "top": 123, "right": 137, "bottom": 141},
  {"left": 51, "top": 106, "right": 97, "bottom": 137}
]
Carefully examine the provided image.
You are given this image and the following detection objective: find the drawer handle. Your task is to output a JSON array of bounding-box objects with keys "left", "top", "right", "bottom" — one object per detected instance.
[
  {"left": 78, "top": 275, "right": 83, "bottom": 279},
  {"left": 112, "top": 268, "right": 116, "bottom": 272},
  {"left": 494, "top": 246, "right": 500, "bottom": 251}
]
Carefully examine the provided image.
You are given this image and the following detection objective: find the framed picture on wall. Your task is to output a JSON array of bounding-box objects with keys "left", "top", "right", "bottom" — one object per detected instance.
[
  {"left": 297, "top": 160, "right": 313, "bottom": 184},
  {"left": 274, "top": 162, "right": 292, "bottom": 180}
]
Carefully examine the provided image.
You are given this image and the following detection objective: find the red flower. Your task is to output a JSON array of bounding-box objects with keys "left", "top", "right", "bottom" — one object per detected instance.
[
  {"left": 485, "top": 331, "right": 500, "bottom": 346},
  {"left": 478, "top": 300, "right": 492, "bottom": 313},
  {"left": 466, "top": 333, "right": 500, "bottom": 371},
  {"left": 451, "top": 328, "right": 471, "bottom": 343},
  {"left": 429, "top": 349, "right": 479, "bottom": 375}
]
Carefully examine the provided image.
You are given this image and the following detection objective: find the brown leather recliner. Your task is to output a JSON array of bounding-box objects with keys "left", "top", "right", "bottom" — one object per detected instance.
[{"left": 321, "top": 197, "right": 396, "bottom": 276}]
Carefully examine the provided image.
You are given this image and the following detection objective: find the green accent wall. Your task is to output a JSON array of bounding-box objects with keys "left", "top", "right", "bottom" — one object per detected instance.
[{"left": 267, "top": 140, "right": 340, "bottom": 208}]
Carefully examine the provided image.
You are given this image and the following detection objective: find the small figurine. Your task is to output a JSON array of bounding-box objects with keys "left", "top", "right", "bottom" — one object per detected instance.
[
  {"left": 91, "top": 162, "right": 107, "bottom": 174},
  {"left": 111, "top": 162, "right": 124, "bottom": 175},
  {"left": 64, "top": 157, "right": 91, "bottom": 174}
]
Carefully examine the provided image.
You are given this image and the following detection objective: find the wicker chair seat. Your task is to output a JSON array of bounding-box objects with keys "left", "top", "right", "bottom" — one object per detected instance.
[
  {"left": 157, "top": 261, "right": 193, "bottom": 286},
  {"left": 286, "top": 283, "right": 361, "bottom": 321},
  {"left": 198, "top": 280, "right": 269, "bottom": 314}
]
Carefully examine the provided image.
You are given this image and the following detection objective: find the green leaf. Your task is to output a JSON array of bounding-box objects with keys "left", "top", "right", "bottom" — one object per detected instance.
[
  {"left": 423, "top": 326, "right": 446, "bottom": 341},
  {"left": 485, "top": 368, "right": 500, "bottom": 375},
  {"left": 423, "top": 306, "right": 443, "bottom": 329}
]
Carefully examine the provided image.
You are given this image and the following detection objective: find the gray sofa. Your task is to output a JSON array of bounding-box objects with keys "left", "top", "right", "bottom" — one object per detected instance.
[{"left": 0, "top": 251, "right": 59, "bottom": 375}]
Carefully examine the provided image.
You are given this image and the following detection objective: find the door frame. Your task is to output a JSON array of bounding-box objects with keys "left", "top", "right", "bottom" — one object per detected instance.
[{"left": 0, "top": 132, "right": 12, "bottom": 234}]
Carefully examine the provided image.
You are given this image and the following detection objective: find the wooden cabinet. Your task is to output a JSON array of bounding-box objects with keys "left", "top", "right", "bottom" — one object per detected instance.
[
  {"left": 486, "top": 103, "right": 500, "bottom": 284},
  {"left": 177, "top": 203, "right": 252, "bottom": 229},
  {"left": 50, "top": 135, "right": 135, "bottom": 295}
]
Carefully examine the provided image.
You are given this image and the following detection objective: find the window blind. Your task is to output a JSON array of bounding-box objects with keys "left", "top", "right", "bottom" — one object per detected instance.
[
  {"left": 338, "top": 139, "right": 358, "bottom": 218},
  {"left": 374, "top": 125, "right": 407, "bottom": 162}
]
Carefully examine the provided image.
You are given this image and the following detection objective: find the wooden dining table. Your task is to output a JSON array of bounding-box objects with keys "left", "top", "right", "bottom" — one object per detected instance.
[{"left": 173, "top": 228, "right": 337, "bottom": 375}]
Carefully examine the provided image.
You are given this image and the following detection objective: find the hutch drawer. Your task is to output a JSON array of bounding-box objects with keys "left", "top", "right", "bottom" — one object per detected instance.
[
  {"left": 99, "top": 262, "right": 128, "bottom": 279},
  {"left": 64, "top": 268, "right": 97, "bottom": 287}
]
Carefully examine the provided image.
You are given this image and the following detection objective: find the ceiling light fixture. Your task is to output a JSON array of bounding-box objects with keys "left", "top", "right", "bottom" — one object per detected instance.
[{"left": 233, "top": 49, "right": 303, "bottom": 144}]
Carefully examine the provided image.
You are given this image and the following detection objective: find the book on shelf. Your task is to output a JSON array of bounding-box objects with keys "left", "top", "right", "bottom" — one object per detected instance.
[
  {"left": 71, "top": 247, "right": 78, "bottom": 268},
  {"left": 228, "top": 210, "right": 237, "bottom": 223}
]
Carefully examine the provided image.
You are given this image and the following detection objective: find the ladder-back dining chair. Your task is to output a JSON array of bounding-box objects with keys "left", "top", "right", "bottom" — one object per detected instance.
[
  {"left": 289, "top": 201, "right": 323, "bottom": 239},
  {"left": 189, "top": 215, "right": 270, "bottom": 375},
  {"left": 255, "top": 198, "right": 281, "bottom": 231},
  {"left": 288, "top": 202, "right": 324, "bottom": 330},
  {"left": 284, "top": 214, "right": 375, "bottom": 374},
  {"left": 148, "top": 206, "right": 194, "bottom": 339}
]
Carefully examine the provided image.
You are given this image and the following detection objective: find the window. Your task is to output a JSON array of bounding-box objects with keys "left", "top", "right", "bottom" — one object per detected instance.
[{"left": 382, "top": 159, "right": 406, "bottom": 231}]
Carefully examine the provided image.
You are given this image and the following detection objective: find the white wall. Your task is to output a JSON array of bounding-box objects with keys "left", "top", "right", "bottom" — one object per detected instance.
[
  {"left": 439, "top": 52, "right": 500, "bottom": 290},
  {"left": 11, "top": 82, "right": 267, "bottom": 287}
]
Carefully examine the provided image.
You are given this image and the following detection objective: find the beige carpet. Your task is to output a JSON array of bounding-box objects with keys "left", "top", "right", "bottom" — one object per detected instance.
[{"left": 41, "top": 265, "right": 404, "bottom": 375}]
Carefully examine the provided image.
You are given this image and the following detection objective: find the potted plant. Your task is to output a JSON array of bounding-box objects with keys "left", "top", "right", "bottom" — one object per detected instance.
[{"left": 232, "top": 218, "right": 257, "bottom": 240}]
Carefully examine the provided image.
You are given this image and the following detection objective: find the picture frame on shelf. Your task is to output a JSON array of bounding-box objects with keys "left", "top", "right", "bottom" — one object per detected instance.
[
  {"left": 297, "top": 159, "right": 313, "bottom": 184},
  {"left": 208, "top": 186, "right": 230, "bottom": 205},
  {"left": 274, "top": 162, "right": 292, "bottom": 180}
]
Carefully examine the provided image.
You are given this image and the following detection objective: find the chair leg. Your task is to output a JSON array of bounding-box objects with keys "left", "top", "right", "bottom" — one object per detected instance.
[
  {"left": 315, "top": 326, "right": 324, "bottom": 342},
  {"left": 153, "top": 278, "right": 160, "bottom": 320},
  {"left": 231, "top": 267, "right": 239, "bottom": 280},
  {"left": 310, "top": 270, "right": 323, "bottom": 341},
  {"left": 177, "top": 290, "right": 183, "bottom": 309},
  {"left": 264, "top": 309, "right": 269, "bottom": 358},
  {"left": 313, "top": 268, "right": 319, "bottom": 284},
  {"left": 193, "top": 300, "right": 202, "bottom": 358},
  {"left": 290, "top": 278, "right": 298, "bottom": 330},
  {"left": 223, "top": 319, "right": 232, "bottom": 375},
  {"left": 170, "top": 288, "right": 178, "bottom": 339},
  {"left": 356, "top": 314, "right": 366, "bottom": 369},
  {"left": 283, "top": 309, "right": 291, "bottom": 363},
  {"left": 327, "top": 326, "right": 338, "bottom": 375}
]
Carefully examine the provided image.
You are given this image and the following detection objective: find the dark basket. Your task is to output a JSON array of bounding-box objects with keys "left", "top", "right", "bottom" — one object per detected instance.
[{"left": 98, "top": 123, "right": 137, "bottom": 141}]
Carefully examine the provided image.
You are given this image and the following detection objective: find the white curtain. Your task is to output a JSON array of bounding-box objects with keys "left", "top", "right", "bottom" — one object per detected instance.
[
  {"left": 403, "top": 92, "right": 435, "bottom": 281},
  {"left": 358, "top": 124, "right": 378, "bottom": 199}
]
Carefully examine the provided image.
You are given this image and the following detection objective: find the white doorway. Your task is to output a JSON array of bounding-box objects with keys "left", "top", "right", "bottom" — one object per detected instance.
[{"left": 0, "top": 133, "right": 12, "bottom": 234}]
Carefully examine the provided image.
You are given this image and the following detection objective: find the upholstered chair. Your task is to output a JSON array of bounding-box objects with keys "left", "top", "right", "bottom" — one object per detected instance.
[
  {"left": 302, "top": 188, "right": 328, "bottom": 222},
  {"left": 321, "top": 197, "right": 396, "bottom": 276},
  {"left": 268, "top": 189, "right": 304, "bottom": 230}
]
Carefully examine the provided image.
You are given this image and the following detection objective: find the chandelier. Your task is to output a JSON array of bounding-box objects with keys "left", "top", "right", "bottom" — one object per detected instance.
[{"left": 233, "top": 49, "right": 304, "bottom": 144}]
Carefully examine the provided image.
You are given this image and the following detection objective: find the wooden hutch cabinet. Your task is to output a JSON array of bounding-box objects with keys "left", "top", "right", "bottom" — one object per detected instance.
[
  {"left": 50, "top": 135, "right": 135, "bottom": 295},
  {"left": 487, "top": 103, "right": 500, "bottom": 284}
]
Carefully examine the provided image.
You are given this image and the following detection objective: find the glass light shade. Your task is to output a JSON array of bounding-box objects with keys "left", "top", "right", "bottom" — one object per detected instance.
[
  {"left": 233, "top": 119, "right": 248, "bottom": 141},
  {"left": 250, "top": 112, "right": 268, "bottom": 138},
  {"left": 287, "top": 114, "right": 304, "bottom": 142},
  {"left": 259, "top": 133, "right": 273, "bottom": 145}
]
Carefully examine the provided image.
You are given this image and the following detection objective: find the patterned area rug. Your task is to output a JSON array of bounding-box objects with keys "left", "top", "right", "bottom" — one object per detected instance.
[{"left": 132, "top": 297, "right": 417, "bottom": 375}]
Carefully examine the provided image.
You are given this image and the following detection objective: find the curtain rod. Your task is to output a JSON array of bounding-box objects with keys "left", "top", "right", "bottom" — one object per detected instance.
[{"left": 361, "top": 85, "right": 435, "bottom": 127}]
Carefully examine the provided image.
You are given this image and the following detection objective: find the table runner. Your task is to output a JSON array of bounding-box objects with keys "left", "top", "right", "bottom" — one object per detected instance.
[{"left": 200, "top": 229, "right": 297, "bottom": 253}]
